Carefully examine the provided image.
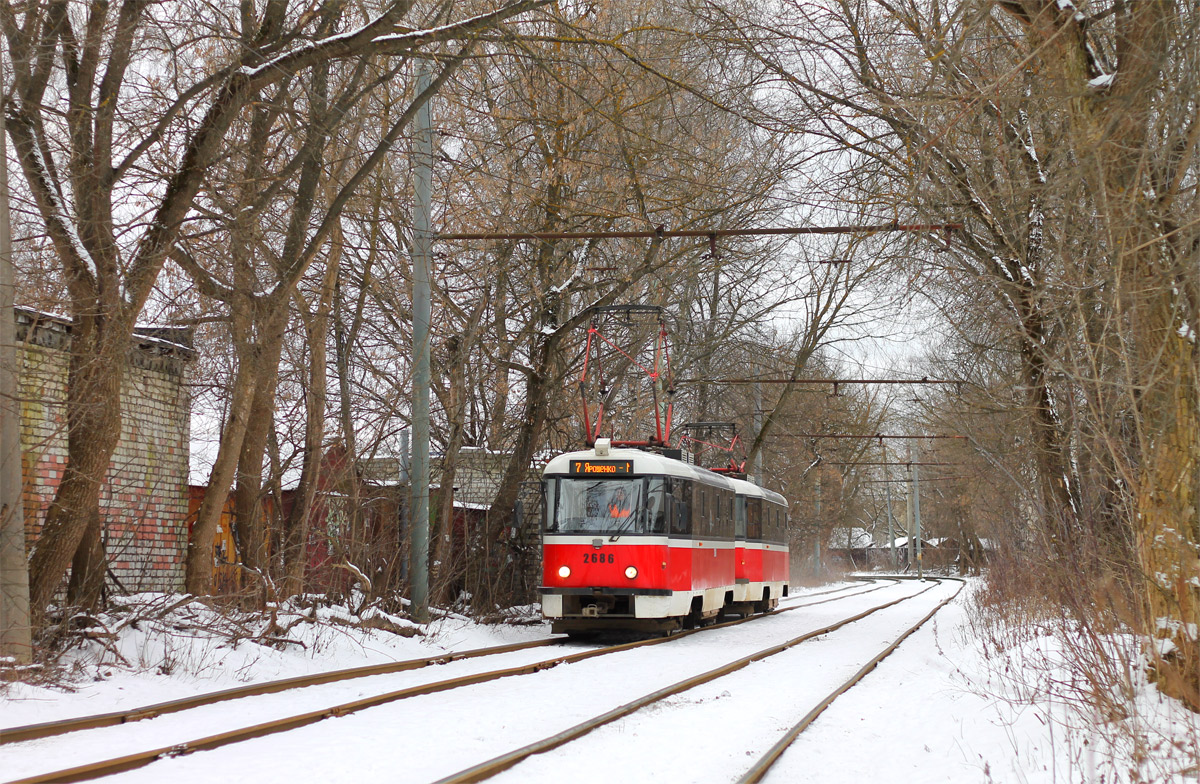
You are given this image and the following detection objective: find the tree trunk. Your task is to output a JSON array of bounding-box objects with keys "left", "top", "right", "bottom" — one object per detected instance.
[
  {"left": 434, "top": 336, "right": 469, "bottom": 605},
  {"left": 233, "top": 307, "right": 289, "bottom": 580},
  {"left": 282, "top": 262, "right": 338, "bottom": 598},
  {"left": 66, "top": 507, "right": 106, "bottom": 610},
  {"left": 185, "top": 358, "right": 257, "bottom": 595},
  {"left": 27, "top": 322, "right": 124, "bottom": 621},
  {"left": 481, "top": 334, "right": 559, "bottom": 606},
  {"left": 1134, "top": 322, "right": 1199, "bottom": 708}
]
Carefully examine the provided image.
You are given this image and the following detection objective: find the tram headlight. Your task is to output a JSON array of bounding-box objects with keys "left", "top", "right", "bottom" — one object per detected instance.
[
  {"left": 558, "top": 565, "right": 571, "bottom": 579},
  {"left": 624, "top": 566, "right": 638, "bottom": 579}
]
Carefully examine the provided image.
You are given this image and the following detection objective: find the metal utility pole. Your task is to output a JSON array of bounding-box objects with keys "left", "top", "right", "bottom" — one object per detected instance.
[
  {"left": 912, "top": 461, "right": 924, "bottom": 580},
  {"left": 1, "top": 46, "right": 33, "bottom": 663},
  {"left": 409, "top": 63, "right": 433, "bottom": 624}
]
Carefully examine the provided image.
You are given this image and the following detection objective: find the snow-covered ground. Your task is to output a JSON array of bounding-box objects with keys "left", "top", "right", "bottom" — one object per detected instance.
[{"left": 2, "top": 579, "right": 1196, "bottom": 783}]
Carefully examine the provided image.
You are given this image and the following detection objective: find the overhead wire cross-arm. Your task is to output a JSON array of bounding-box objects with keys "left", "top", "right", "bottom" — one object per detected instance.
[{"left": 434, "top": 222, "right": 963, "bottom": 242}]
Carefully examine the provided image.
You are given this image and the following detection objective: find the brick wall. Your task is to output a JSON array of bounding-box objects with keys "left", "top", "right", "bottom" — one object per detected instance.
[{"left": 16, "top": 308, "right": 194, "bottom": 593}]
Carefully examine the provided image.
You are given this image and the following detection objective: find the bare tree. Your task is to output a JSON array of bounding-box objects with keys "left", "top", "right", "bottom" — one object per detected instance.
[
  {"left": 2, "top": 0, "right": 551, "bottom": 620},
  {"left": 732, "top": 0, "right": 1198, "bottom": 707}
]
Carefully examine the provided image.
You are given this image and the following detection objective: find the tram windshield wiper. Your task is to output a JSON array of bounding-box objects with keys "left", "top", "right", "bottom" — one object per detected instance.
[{"left": 608, "top": 514, "right": 639, "bottom": 541}]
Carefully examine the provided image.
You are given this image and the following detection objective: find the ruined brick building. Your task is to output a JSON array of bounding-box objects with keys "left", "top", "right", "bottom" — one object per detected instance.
[{"left": 16, "top": 307, "right": 194, "bottom": 593}]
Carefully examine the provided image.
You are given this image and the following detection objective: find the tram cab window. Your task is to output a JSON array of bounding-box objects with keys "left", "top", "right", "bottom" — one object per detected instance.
[
  {"left": 735, "top": 496, "right": 747, "bottom": 539},
  {"left": 547, "top": 478, "right": 644, "bottom": 533},
  {"left": 644, "top": 478, "right": 667, "bottom": 534},
  {"left": 543, "top": 478, "right": 557, "bottom": 530}
]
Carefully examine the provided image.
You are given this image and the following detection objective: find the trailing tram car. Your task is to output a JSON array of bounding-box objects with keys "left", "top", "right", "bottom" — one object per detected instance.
[
  {"left": 726, "top": 476, "right": 790, "bottom": 616},
  {"left": 539, "top": 438, "right": 789, "bottom": 635}
]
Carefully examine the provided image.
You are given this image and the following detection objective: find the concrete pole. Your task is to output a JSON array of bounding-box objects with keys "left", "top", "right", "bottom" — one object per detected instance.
[
  {"left": 885, "top": 480, "right": 896, "bottom": 571},
  {"left": 398, "top": 429, "right": 410, "bottom": 584},
  {"left": 813, "top": 475, "right": 821, "bottom": 574},
  {"left": 409, "top": 62, "right": 433, "bottom": 623},
  {"left": 905, "top": 479, "right": 915, "bottom": 570},
  {"left": 749, "top": 369, "right": 761, "bottom": 481},
  {"left": 912, "top": 461, "right": 924, "bottom": 580},
  {"left": 1, "top": 46, "right": 33, "bottom": 662}
]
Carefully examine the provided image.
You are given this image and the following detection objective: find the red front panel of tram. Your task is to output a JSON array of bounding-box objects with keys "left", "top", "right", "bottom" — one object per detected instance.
[{"left": 542, "top": 540, "right": 736, "bottom": 592}]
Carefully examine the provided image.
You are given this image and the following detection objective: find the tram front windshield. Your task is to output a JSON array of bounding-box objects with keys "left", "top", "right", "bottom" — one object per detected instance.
[{"left": 548, "top": 478, "right": 657, "bottom": 534}]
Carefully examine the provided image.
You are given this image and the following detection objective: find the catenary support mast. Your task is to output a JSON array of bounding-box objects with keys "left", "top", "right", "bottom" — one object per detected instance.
[
  {"left": 409, "top": 62, "right": 434, "bottom": 623},
  {"left": 1, "top": 47, "right": 32, "bottom": 663}
]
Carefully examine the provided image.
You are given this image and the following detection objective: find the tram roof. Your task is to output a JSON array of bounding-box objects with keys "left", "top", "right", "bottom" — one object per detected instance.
[
  {"left": 543, "top": 447, "right": 731, "bottom": 485},
  {"left": 727, "top": 475, "right": 788, "bottom": 508},
  {"left": 543, "top": 447, "right": 786, "bottom": 507}
]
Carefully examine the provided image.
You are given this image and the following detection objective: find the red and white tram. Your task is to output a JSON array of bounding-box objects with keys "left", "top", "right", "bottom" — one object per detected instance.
[{"left": 540, "top": 439, "right": 789, "bottom": 635}]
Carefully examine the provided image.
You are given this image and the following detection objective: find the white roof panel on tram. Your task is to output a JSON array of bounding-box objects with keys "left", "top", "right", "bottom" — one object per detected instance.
[
  {"left": 543, "top": 447, "right": 787, "bottom": 507},
  {"left": 543, "top": 447, "right": 735, "bottom": 488},
  {"left": 727, "top": 475, "right": 788, "bottom": 508}
]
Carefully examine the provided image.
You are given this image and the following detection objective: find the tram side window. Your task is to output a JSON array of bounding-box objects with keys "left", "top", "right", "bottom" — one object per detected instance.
[
  {"left": 670, "top": 479, "right": 691, "bottom": 535},
  {"left": 747, "top": 499, "right": 762, "bottom": 540},
  {"left": 700, "top": 485, "right": 710, "bottom": 535},
  {"left": 735, "top": 496, "right": 747, "bottom": 539},
  {"left": 645, "top": 478, "right": 667, "bottom": 534},
  {"left": 766, "top": 504, "right": 783, "bottom": 542},
  {"left": 718, "top": 490, "right": 733, "bottom": 539},
  {"left": 697, "top": 485, "right": 713, "bottom": 538}
]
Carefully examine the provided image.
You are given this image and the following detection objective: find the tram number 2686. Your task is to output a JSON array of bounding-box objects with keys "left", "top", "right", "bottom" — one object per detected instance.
[{"left": 583, "top": 552, "right": 615, "bottom": 564}]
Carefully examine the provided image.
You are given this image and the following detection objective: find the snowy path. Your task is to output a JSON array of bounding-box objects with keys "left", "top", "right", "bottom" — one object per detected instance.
[{"left": 26, "top": 579, "right": 942, "bottom": 783}]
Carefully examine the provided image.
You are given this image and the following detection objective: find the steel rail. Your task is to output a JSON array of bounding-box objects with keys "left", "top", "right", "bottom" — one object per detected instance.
[
  {"left": 431, "top": 579, "right": 943, "bottom": 784},
  {"left": 0, "top": 637, "right": 569, "bottom": 746},
  {"left": 779, "top": 576, "right": 889, "bottom": 603},
  {"left": 1, "top": 580, "right": 890, "bottom": 784},
  {"left": 738, "top": 577, "right": 965, "bottom": 783},
  {"left": 0, "top": 579, "right": 877, "bottom": 749}
]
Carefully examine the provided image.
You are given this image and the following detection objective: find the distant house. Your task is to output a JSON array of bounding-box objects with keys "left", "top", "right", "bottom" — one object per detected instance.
[
  {"left": 187, "top": 445, "right": 406, "bottom": 596},
  {"left": 827, "top": 527, "right": 876, "bottom": 569},
  {"left": 431, "top": 447, "right": 545, "bottom": 601},
  {"left": 17, "top": 307, "right": 194, "bottom": 592}
]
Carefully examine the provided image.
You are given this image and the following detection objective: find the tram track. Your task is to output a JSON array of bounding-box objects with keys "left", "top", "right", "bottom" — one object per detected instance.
[
  {"left": 0, "top": 578, "right": 891, "bottom": 784},
  {"left": 738, "top": 577, "right": 964, "bottom": 784},
  {"left": 432, "top": 576, "right": 958, "bottom": 784},
  {"left": 0, "top": 577, "right": 875, "bottom": 748}
]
